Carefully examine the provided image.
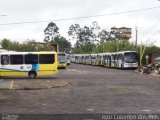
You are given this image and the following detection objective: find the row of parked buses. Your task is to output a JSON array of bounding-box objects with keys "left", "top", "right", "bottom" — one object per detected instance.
[{"left": 70, "top": 51, "right": 139, "bottom": 69}]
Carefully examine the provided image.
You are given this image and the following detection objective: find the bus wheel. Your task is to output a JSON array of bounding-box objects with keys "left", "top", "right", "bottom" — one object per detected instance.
[{"left": 28, "top": 71, "right": 37, "bottom": 79}]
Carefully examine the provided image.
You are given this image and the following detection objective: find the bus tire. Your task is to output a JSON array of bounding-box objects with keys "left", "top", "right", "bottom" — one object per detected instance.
[{"left": 28, "top": 71, "right": 37, "bottom": 79}]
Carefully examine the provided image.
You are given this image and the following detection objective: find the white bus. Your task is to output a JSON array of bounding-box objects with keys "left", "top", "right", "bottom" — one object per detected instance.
[
  {"left": 66, "top": 54, "right": 71, "bottom": 65},
  {"left": 115, "top": 51, "right": 139, "bottom": 69},
  {"left": 91, "top": 54, "right": 98, "bottom": 65},
  {"left": 84, "top": 54, "right": 92, "bottom": 65},
  {"left": 72, "top": 51, "right": 139, "bottom": 69}
]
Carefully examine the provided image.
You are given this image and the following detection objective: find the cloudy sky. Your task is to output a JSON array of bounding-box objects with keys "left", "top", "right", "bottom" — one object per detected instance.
[{"left": 0, "top": 0, "right": 160, "bottom": 46}]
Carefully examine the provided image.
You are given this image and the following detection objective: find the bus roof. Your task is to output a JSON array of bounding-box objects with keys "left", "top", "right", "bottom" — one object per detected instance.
[
  {"left": 58, "top": 52, "right": 66, "bottom": 54},
  {"left": 117, "top": 51, "right": 137, "bottom": 54},
  {"left": 0, "top": 51, "right": 57, "bottom": 55}
]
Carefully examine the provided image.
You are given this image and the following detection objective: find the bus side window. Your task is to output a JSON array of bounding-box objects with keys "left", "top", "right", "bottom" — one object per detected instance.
[
  {"left": 10, "top": 55, "right": 23, "bottom": 65},
  {"left": 1, "top": 55, "right": 9, "bottom": 65},
  {"left": 25, "top": 54, "right": 38, "bottom": 64},
  {"left": 119, "top": 54, "right": 123, "bottom": 60},
  {"left": 39, "top": 54, "right": 54, "bottom": 64}
]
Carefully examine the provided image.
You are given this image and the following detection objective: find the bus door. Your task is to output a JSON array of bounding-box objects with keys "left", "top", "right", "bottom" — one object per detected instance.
[
  {"left": 108, "top": 55, "right": 111, "bottom": 67},
  {"left": 111, "top": 55, "right": 115, "bottom": 67}
]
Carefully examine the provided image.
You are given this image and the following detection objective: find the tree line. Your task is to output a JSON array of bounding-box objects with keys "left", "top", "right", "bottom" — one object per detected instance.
[{"left": 0, "top": 21, "right": 160, "bottom": 65}]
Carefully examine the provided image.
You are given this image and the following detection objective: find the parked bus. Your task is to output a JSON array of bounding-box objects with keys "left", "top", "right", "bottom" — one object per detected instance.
[
  {"left": 66, "top": 54, "right": 71, "bottom": 65},
  {"left": 91, "top": 54, "right": 98, "bottom": 65},
  {"left": 80, "top": 54, "right": 85, "bottom": 64},
  {"left": 104, "top": 54, "right": 111, "bottom": 67},
  {"left": 115, "top": 51, "right": 139, "bottom": 69},
  {"left": 84, "top": 54, "right": 92, "bottom": 65},
  {"left": 98, "top": 53, "right": 108, "bottom": 66},
  {"left": 58, "top": 52, "right": 67, "bottom": 69},
  {"left": 72, "top": 51, "right": 139, "bottom": 69},
  {"left": 0, "top": 51, "right": 58, "bottom": 78},
  {"left": 110, "top": 53, "right": 116, "bottom": 68},
  {"left": 70, "top": 54, "right": 76, "bottom": 63}
]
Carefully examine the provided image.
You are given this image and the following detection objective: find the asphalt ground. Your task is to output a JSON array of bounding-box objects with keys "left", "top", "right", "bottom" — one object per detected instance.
[
  {"left": 0, "top": 63, "right": 160, "bottom": 114},
  {"left": 0, "top": 79, "right": 68, "bottom": 90}
]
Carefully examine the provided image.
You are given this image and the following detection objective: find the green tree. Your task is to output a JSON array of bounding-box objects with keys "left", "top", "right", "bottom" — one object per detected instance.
[
  {"left": 98, "top": 30, "right": 116, "bottom": 43},
  {"left": 68, "top": 22, "right": 100, "bottom": 44},
  {"left": 0, "top": 39, "right": 12, "bottom": 49},
  {"left": 44, "top": 22, "right": 59, "bottom": 43},
  {"left": 54, "top": 36, "right": 71, "bottom": 53},
  {"left": 73, "top": 42, "right": 96, "bottom": 54},
  {"left": 93, "top": 41, "right": 135, "bottom": 53},
  {"left": 141, "top": 45, "right": 160, "bottom": 65},
  {"left": 68, "top": 22, "right": 101, "bottom": 53},
  {"left": 44, "top": 22, "right": 72, "bottom": 52},
  {"left": 68, "top": 24, "right": 81, "bottom": 39}
]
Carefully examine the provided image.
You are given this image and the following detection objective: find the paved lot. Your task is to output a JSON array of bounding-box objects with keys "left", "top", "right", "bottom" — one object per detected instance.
[
  {"left": 0, "top": 79, "right": 68, "bottom": 90},
  {"left": 0, "top": 63, "right": 160, "bottom": 114}
]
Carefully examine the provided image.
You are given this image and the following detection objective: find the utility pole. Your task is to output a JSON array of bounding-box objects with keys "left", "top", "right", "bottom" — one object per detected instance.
[
  {"left": 135, "top": 26, "right": 138, "bottom": 49},
  {"left": 117, "top": 28, "right": 120, "bottom": 52}
]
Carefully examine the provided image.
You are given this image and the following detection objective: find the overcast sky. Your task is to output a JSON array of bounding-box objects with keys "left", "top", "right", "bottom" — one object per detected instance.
[{"left": 0, "top": 0, "right": 160, "bottom": 46}]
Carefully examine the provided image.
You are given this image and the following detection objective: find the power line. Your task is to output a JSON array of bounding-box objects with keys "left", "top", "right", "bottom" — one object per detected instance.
[{"left": 0, "top": 6, "right": 160, "bottom": 26}]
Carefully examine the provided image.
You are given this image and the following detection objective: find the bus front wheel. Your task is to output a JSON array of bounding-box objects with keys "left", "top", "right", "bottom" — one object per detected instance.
[{"left": 28, "top": 71, "right": 37, "bottom": 79}]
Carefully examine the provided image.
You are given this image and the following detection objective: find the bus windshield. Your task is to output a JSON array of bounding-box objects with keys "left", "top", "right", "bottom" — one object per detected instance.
[
  {"left": 124, "top": 52, "right": 138, "bottom": 63},
  {"left": 58, "top": 54, "right": 66, "bottom": 63},
  {"left": 91, "top": 55, "right": 96, "bottom": 59}
]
